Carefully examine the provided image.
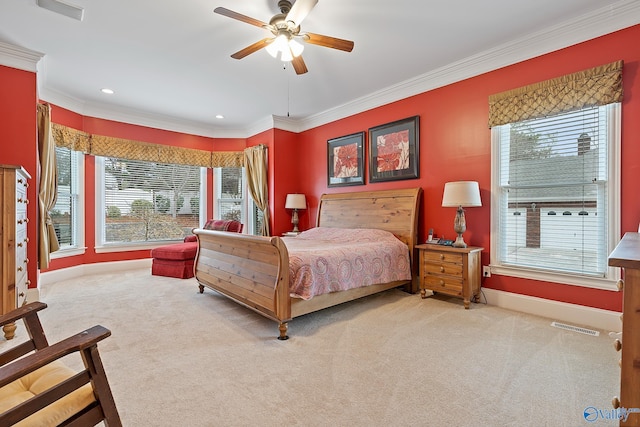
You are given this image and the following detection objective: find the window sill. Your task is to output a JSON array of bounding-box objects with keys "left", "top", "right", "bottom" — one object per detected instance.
[
  {"left": 95, "top": 241, "right": 181, "bottom": 253},
  {"left": 489, "top": 264, "right": 620, "bottom": 292},
  {"left": 50, "top": 247, "right": 87, "bottom": 259}
]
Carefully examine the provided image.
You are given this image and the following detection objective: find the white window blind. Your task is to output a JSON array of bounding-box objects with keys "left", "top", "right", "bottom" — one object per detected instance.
[
  {"left": 493, "top": 104, "right": 619, "bottom": 280},
  {"left": 101, "top": 157, "right": 202, "bottom": 244},
  {"left": 52, "top": 147, "right": 80, "bottom": 248}
]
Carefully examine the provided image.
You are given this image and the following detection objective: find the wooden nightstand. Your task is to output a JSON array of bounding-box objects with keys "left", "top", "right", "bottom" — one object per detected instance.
[{"left": 416, "top": 244, "right": 483, "bottom": 309}]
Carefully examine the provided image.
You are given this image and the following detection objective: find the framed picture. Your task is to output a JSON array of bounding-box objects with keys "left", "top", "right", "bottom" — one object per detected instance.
[
  {"left": 368, "top": 116, "right": 420, "bottom": 183},
  {"left": 327, "top": 132, "right": 365, "bottom": 187}
]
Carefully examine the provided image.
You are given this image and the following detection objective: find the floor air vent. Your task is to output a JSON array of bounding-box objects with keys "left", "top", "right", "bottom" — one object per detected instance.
[{"left": 551, "top": 321, "right": 599, "bottom": 336}]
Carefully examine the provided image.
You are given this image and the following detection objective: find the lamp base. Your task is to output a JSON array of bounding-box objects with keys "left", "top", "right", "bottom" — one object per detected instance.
[
  {"left": 453, "top": 234, "right": 467, "bottom": 248},
  {"left": 291, "top": 209, "right": 300, "bottom": 233},
  {"left": 452, "top": 206, "right": 467, "bottom": 248}
]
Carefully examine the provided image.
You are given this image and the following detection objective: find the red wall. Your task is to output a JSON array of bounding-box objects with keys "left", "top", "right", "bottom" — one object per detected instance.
[
  {"left": 2, "top": 24, "right": 639, "bottom": 312},
  {"left": 0, "top": 65, "right": 39, "bottom": 286},
  {"left": 296, "top": 25, "right": 640, "bottom": 312}
]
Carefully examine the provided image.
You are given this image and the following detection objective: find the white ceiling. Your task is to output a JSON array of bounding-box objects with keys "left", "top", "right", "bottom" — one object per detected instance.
[{"left": 1, "top": 0, "right": 638, "bottom": 138}]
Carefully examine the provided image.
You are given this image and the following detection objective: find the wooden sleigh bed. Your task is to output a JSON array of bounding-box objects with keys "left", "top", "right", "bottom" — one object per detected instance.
[{"left": 193, "top": 187, "right": 422, "bottom": 340}]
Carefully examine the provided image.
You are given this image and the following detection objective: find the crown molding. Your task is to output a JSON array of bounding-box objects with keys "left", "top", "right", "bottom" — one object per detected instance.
[
  {"left": 3, "top": 1, "right": 639, "bottom": 139},
  {"left": 0, "top": 41, "right": 44, "bottom": 73},
  {"left": 291, "top": 0, "right": 640, "bottom": 133}
]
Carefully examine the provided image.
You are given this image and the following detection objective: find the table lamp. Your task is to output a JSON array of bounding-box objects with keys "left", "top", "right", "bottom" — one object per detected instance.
[
  {"left": 441, "top": 181, "right": 482, "bottom": 248},
  {"left": 285, "top": 193, "right": 306, "bottom": 233}
]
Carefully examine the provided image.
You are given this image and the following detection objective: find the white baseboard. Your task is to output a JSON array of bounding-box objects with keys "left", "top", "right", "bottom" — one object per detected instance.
[
  {"left": 482, "top": 288, "right": 622, "bottom": 333},
  {"left": 36, "top": 258, "right": 152, "bottom": 297}
]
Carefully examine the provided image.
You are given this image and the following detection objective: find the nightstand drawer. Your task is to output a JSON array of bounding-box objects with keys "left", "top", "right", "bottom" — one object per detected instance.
[
  {"left": 422, "top": 275, "right": 463, "bottom": 296},
  {"left": 422, "top": 251, "right": 463, "bottom": 265},
  {"left": 422, "top": 262, "right": 463, "bottom": 276}
]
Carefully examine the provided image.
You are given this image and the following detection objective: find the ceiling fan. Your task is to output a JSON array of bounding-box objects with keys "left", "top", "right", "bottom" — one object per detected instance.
[{"left": 214, "top": 0, "right": 354, "bottom": 75}]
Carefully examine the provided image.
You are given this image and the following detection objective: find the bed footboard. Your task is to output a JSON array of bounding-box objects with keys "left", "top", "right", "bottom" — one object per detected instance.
[{"left": 193, "top": 229, "right": 291, "bottom": 338}]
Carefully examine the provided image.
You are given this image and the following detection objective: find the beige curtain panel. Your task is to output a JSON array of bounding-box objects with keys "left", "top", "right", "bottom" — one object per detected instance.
[
  {"left": 50, "top": 125, "right": 244, "bottom": 169},
  {"left": 488, "top": 60, "right": 623, "bottom": 128},
  {"left": 243, "top": 145, "right": 271, "bottom": 237},
  {"left": 37, "top": 103, "right": 60, "bottom": 270}
]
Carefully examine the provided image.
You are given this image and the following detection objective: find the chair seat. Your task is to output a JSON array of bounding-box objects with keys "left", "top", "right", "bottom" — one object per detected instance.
[
  {"left": 150, "top": 242, "right": 197, "bottom": 261},
  {"left": 0, "top": 360, "right": 95, "bottom": 426}
]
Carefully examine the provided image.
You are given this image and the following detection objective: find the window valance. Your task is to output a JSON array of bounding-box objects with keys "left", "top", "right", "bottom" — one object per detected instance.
[
  {"left": 51, "top": 123, "right": 243, "bottom": 168},
  {"left": 488, "top": 60, "right": 623, "bottom": 128},
  {"left": 51, "top": 123, "right": 91, "bottom": 153}
]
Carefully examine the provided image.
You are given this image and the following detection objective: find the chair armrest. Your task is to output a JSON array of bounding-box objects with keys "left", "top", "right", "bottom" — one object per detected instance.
[
  {"left": 0, "top": 325, "right": 111, "bottom": 387},
  {"left": 0, "top": 302, "right": 47, "bottom": 327}
]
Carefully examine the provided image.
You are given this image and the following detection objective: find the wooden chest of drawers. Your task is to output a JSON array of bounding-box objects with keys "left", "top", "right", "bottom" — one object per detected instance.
[
  {"left": 1, "top": 165, "right": 31, "bottom": 340},
  {"left": 608, "top": 232, "right": 640, "bottom": 426},
  {"left": 416, "top": 244, "right": 483, "bottom": 309}
]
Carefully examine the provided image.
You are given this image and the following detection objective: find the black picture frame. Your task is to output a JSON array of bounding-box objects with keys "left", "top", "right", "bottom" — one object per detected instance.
[
  {"left": 327, "top": 132, "right": 365, "bottom": 187},
  {"left": 368, "top": 116, "right": 420, "bottom": 183}
]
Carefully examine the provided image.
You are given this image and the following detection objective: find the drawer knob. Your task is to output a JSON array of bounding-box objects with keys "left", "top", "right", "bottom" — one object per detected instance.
[
  {"left": 616, "top": 279, "right": 624, "bottom": 291},
  {"left": 17, "top": 267, "right": 23, "bottom": 272},
  {"left": 440, "top": 266, "right": 445, "bottom": 273},
  {"left": 439, "top": 280, "right": 445, "bottom": 287},
  {"left": 439, "top": 254, "right": 444, "bottom": 260},
  {"left": 19, "top": 292, "right": 24, "bottom": 298},
  {"left": 26, "top": 280, "right": 31, "bottom": 286},
  {"left": 17, "top": 242, "right": 23, "bottom": 247},
  {"left": 613, "top": 339, "right": 622, "bottom": 352},
  {"left": 612, "top": 397, "right": 620, "bottom": 409}
]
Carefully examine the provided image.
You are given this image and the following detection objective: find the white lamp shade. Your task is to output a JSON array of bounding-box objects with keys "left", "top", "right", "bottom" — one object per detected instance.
[
  {"left": 442, "top": 181, "right": 482, "bottom": 207},
  {"left": 285, "top": 194, "right": 306, "bottom": 210}
]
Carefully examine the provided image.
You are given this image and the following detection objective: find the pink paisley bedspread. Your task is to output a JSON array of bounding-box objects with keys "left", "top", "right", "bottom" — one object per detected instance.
[{"left": 282, "top": 227, "right": 411, "bottom": 300}]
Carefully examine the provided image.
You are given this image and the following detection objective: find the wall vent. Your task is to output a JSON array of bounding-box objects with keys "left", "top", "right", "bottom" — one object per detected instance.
[{"left": 551, "top": 321, "right": 599, "bottom": 336}]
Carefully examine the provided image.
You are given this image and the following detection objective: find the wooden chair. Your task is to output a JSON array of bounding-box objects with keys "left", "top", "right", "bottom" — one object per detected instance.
[{"left": 0, "top": 302, "right": 121, "bottom": 426}]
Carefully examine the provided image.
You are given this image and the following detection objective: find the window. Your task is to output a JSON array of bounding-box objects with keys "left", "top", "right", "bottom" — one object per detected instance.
[
  {"left": 214, "top": 168, "right": 262, "bottom": 234},
  {"left": 96, "top": 157, "right": 204, "bottom": 248},
  {"left": 51, "top": 147, "right": 84, "bottom": 255},
  {"left": 491, "top": 103, "right": 620, "bottom": 289},
  {"left": 214, "top": 168, "right": 244, "bottom": 223}
]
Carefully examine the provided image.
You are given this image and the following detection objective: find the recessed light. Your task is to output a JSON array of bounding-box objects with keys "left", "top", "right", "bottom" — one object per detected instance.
[
  {"left": 215, "top": 114, "right": 224, "bottom": 119},
  {"left": 101, "top": 88, "right": 114, "bottom": 95}
]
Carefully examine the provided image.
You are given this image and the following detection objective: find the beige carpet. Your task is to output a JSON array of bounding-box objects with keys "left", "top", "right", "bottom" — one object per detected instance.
[{"left": 1, "top": 268, "right": 621, "bottom": 426}]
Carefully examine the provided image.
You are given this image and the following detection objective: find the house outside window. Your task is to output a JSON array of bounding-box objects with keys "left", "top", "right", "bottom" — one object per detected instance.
[
  {"left": 491, "top": 103, "right": 620, "bottom": 290},
  {"left": 95, "top": 157, "right": 204, "bottom": 248},
  {"left": 51, "top": 147, "right": 84, "bottom": 256}
]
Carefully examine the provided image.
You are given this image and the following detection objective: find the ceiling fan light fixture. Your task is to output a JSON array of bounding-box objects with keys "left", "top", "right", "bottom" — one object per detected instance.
[
  {"left": 266, "top": 34, "right": 289, "bottom": 58},
  {"left": 280, "top": 47, "right": 294, "bottom": 62},
  {"left": 289, "top": 38, "right": 304, "bottom": 57}
]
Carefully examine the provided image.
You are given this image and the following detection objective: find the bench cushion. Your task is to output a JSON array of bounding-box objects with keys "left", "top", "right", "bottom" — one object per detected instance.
[
  {"left": 0, "top": 360, "right": 95, "bottom": 426},
  {"left": 150, "top": 242, "right": 197, "bottom": 261}
]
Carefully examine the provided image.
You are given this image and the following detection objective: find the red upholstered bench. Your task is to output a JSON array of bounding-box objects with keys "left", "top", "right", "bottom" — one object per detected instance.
[{"left": 151, "top": 220, "right": 243, "bottom": 279}]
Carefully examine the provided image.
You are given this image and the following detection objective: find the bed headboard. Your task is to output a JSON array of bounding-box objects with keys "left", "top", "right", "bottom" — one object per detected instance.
[{"left": 316, "top": 187, "right": 423, "bottom": 251}]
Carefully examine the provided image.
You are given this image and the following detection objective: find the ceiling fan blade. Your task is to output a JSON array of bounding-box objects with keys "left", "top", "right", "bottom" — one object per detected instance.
[
  {"left": 231, "top": 38, "right": 272, "bottom": 59},
  {"left": 302, "top": 32, "right": 354, "bottom": 52},
  {"left": 291, "top": 55, "right": 308, "bottom": 75},
  {"left": 214, "top": 7, "right": 268, "bottom": 28},
  {"left": 285, "top": 0, "right": 318, "bottom": 27}
]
